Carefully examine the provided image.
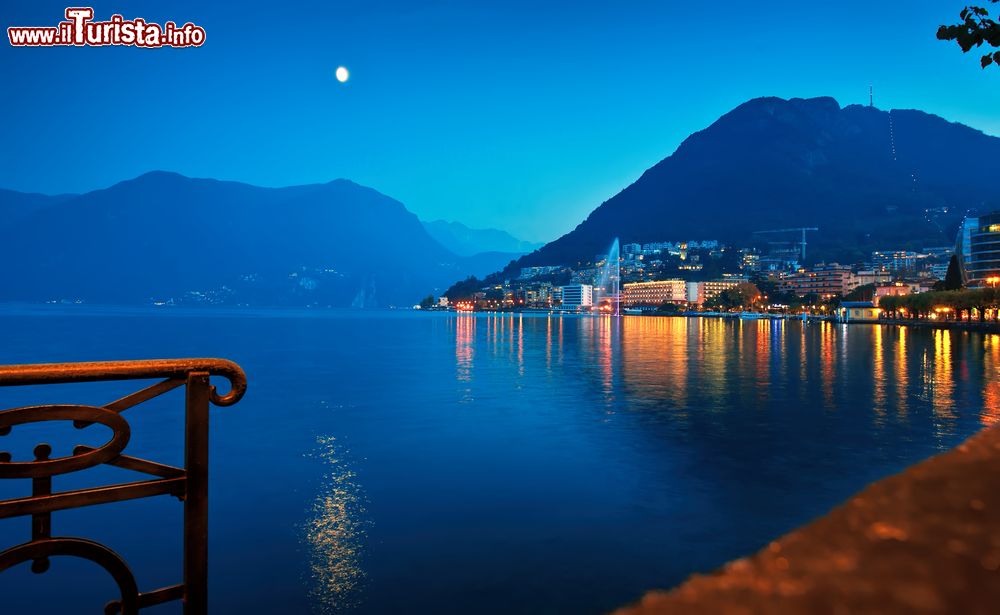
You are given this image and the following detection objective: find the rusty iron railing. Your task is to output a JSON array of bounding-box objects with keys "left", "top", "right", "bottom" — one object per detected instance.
[{"left": 0, "top": 359, "right": 247, "bottom": 614}]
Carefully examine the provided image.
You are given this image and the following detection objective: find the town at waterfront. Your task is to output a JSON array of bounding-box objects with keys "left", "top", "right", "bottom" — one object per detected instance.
[{"left": 429, "top": 213, "right": 1000, "bottom": 329}]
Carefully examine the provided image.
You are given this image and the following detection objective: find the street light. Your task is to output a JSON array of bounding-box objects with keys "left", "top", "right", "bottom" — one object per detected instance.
[{"left": 987, "top": 276, "right": 1000, "bottom": 288}]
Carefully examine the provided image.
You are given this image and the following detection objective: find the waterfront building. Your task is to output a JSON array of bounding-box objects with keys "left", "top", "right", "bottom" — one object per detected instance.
[
  {"left": 686, "top": 281, "right": 705, "bottom": 306},
  {"left": 560, "top": 284, "right": 593, "bottom": 309},
  {"left": 965, "top": 212, "right": 1000, "bottom": 286},
  {"left": 957, "top": 216, "right": 979, "bottom": 284},
  {"left": 838, "top": 301, "right": 881, "bottom": 323},
  {"left": 621, "top": 279, "right": 686, "bottom": 306},
  {"left": 779, "top": 263, "right": 853, "bottom": 298},
  {"left": 703, "top": 278, "right": 747, "bottom": 300}
]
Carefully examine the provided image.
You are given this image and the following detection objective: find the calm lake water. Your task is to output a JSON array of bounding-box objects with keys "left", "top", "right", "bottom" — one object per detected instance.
[{"left": 0, "top": 308, "right": 997, "bottom": 614}]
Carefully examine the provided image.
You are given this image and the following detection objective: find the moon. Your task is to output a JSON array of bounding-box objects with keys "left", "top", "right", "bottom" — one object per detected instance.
[{"left": 335, "top": 66, "right": 349, "bottom": 83}]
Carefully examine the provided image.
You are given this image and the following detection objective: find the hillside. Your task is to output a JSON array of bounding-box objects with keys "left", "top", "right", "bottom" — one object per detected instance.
[
  {"left": 0, "top": 172, "right": 498, "bottom": 307},
  {"left": 497, "top": 96, "right": 1000, "bottom": 278}
]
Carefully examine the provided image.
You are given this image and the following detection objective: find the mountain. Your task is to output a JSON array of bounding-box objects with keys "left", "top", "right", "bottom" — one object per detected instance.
[
  {"left": 0, "top": 189, "right": 75, "bottom": 224},
  {"left": 422, "top": 219, "right": 543, "bottom": 257},
  {"left": 494, "top": 96, "right": 1000, "bottom": 278},
  {"left": 0, "top": 172, "right": 497, "bottom": 307}
]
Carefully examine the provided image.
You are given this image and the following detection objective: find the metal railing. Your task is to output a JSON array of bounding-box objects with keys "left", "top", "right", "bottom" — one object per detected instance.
[{"left": 0, "top": 359, "right": 247, "bottom": 614}]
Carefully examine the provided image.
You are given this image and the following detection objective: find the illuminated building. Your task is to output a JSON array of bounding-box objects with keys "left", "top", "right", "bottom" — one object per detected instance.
[
  {"left": 872, "top": 250, "right": 920, "bottom": 272},
  {"left": 686, "top": 281, "right": 705, "bottom": 306},
  {"left": 853, "top": 269, "right": 894, "bottom": 287},
  {"left": 966, "top": 212, "right": 1000, "bottom": 286},
  {"left": 779, "top": 263, "right": 853, "bottom": 297},
  {"left": 703, "top": 278, "right": 747, "bottom": 300},
  {"left": 956, "top": 216, "right": 979, "bottom": 284},
  {"left": 740, "top": 249, "right": 761, "bottom": 272},
  {"left": 838, "top": 301, "right": 881, "bottom": 323},
  {"left": 560, "top": 284, "right": 593, "bottom": 309},
  {"left": 873, "top": 283, "right": 912, "bottom": 304},
  {"left": 621, "top": 279, "right": 686, "bottom": 306}
]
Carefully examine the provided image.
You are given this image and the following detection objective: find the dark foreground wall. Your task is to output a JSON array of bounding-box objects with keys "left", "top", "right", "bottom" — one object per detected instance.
[{"left": 614, "top": 425, "right": 1000, "bottom": 614}]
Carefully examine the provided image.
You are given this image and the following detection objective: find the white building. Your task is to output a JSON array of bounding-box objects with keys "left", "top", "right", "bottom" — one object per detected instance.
[
  {"left": 686, "top": 281, "right": 705, "bottom": 306},
  {"left": 560, "top": 284, "right": 594, "bottom": 309}
]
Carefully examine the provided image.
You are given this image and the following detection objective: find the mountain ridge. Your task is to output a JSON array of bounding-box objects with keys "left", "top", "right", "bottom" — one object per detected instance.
[
  {"left": 421, "top": 219, "right": 543, "bottom": 257},
  {"left": 488, "top": 96, "right": 1000, "bottom": 280},
  {"left": 0, "top": 172, "right": 512, "bottom": 307}
]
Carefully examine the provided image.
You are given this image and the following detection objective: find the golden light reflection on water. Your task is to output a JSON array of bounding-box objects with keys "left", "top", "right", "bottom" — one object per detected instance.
[
  {"left": 620, "top": 315, "right": 690, "bottom": 411},
  {"left": 873, "top": 324, "right": 886, "bottom": 418},
  {"left": 983, "top": 335, "right": 1000, "bottom": 425},
  {"left": 455, "top": 314, "right": 475, "bottom": 395},
  {"left": 896, "top": 326, "right": 909, "bottom": 417},
  {"left": 819, "top": 321, "right": 836, "bottom": 408},
  {"left": 306, "top": 436, "right": 368, "bottom": 612},
  {"left": 754, "top": 319, "right": 771, "bottom": 401},
  {"left": 450, "top": 314, "right": 996, "bottom": 429},
  {"left": 931, "top": 329, "right": 955, "bottom": 425}
]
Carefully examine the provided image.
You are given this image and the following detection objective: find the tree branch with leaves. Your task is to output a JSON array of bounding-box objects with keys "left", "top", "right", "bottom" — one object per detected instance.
[{"left": 938, "top": 1, "right": 1000, "bottom": 68}]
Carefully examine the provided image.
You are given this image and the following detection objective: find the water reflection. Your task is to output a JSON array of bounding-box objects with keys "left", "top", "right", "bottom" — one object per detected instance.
[
  {"left": 931, "top": 329, "right": 956, "bottom": 428},
  {"left": 306, "top": 436, "right": 368, "bottom": 612},
  {"left": 443, "top": 315, "right": 995, "bottom": 435},
  {"left": 873, "top": 324, "right": 886, "bottom": 419},
  {"left": 984, "top": 335, "right": 1000, "bottom": 425},
  {"left": 454, "top": 315, "right": 475, "bottom": 405},
  {"left": 303, "top": 313, "right": 999, "bottom": 614},
  {"left": 896, "top": 326, "right": 909, "bottom": 417}
]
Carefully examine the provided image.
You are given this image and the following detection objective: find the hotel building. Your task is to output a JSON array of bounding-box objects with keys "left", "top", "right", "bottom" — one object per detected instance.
[{"left": 621, "top": 279, "right": 686, "bottom": 306}]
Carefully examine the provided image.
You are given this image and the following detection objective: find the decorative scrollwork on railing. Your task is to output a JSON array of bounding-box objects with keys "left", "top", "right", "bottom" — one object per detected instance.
[{"left": 0, "top": 358, "right": 247, "bottom": 614}]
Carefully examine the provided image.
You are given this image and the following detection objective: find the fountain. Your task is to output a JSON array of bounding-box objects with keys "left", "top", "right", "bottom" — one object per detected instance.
[{"left": 594, "top": 238, "right": 620, "bottom": 316}]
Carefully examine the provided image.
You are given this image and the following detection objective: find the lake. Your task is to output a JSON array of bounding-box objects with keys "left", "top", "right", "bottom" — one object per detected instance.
[{"left": 0, "top": 308, "right": 996, "bottom": 614}]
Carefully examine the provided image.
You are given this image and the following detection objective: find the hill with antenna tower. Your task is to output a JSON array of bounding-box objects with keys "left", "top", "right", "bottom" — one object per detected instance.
[{"left": 487, "top": 95, "right": 1000, "bottom": 280}]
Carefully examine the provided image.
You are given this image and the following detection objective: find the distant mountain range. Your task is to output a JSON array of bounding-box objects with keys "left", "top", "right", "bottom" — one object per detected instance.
[
  {"left": 9, "top": 96, "right": 998, "bottom": 308},
  {"left": 422, "top": 219, "right": 543, "bottom": 257},
  {"left": 487, "top": 96, "right": 1000, "bottom": 281},
  {"left": 0, "top": 172, "right": 521, "bottom": 307}
]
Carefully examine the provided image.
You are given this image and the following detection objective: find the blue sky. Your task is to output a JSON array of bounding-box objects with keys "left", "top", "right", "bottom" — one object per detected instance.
[{"left": 2, "top": 1, "right": 998, "bottom": 241}]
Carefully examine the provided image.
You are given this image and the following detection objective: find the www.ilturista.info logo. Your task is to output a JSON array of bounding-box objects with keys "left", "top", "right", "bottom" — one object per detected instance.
[{"left": 8, "top": 8, "right": 205, "bottom": 48}]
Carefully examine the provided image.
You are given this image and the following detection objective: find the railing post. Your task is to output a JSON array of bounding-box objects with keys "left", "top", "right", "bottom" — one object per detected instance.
[{"left": 184, "top": 372, "right": 211, "bottom": 615}]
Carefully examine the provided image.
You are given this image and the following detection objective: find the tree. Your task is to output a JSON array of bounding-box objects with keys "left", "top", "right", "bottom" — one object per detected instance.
[
  {"left": 419, "top": 295, "right": 436, "bottom": 309},
  {"left": 938, "top": 2, "right": 1000, "bottom": 68},
  {"left": 706, "top": 282, "right": 762, "bottom": 311},
  {"left": 658, "top": 301, "right": 681, "bottom": 314},
  {"left": 944, "top": 254, "right": 964, "bottom": 290},
  {"left": 443, "top": 276, "right": 483, "bottom": 301},
  {"left": 880, "top": 295, "right": 899, "bottom": 319},
  {"left": 843, "top": 283, "right": 876, "bottom": 302}
]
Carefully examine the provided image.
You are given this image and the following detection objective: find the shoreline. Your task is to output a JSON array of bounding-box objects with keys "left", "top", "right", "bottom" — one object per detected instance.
[{"left": 614, "top": 424, "right": 1000, "bottom": 614}]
